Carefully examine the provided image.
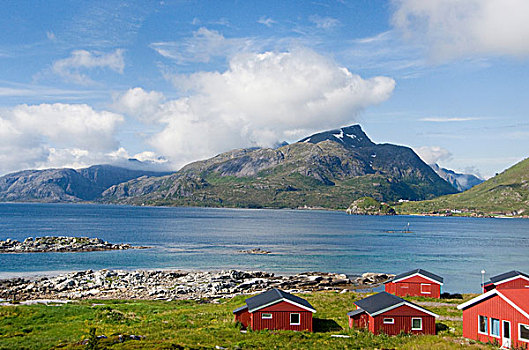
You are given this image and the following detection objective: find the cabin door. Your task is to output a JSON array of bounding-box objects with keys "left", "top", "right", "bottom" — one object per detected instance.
[{"left": 502, "top": 320, "right": 511, "bottom": 349}]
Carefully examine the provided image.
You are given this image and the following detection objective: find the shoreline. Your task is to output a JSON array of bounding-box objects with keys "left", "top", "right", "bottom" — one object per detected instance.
[{"left": 0, "top": 268, "right": 392, "bottom": 302}]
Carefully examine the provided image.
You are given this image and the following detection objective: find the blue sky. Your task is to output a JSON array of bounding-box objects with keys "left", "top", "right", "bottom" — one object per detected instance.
[{"left": 1, "top": 0, "right": 529, "bottom": 178}]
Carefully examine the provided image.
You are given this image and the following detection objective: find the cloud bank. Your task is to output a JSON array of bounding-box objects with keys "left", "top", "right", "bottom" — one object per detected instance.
[
  {"left": 0, "top": 103, "right": 124, "bottom": 174},
  {"left": 115, "top": 48, "right": 395, "bottom": 168},
  {"left": 392, "top": 0, "right": 529, "bottom": 61}
]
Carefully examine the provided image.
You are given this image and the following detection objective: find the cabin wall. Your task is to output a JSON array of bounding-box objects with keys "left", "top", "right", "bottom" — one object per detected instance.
[
  {"left": 386, "top": 276, "right": 441, "bottom": 298},
  {"left": 234, "top": 309, "right": 251, "bottom": 328},
  {"left": 462, "top": 294, "right": 529, "bottom": 349},
  {"left": 349, "top": 313, "right": 369, "bottom": 329},
  {"left": 372, "top": 305, "right": 436, "bottom": 335},
  {"left": 250, "top": 301, "right": 313, "bottom": 332},
  {"left": 496, "top": 278, "right": 529, "bottom": 290}
]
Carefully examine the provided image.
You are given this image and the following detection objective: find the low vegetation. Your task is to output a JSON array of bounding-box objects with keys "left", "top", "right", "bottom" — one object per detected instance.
[{"left": 0, "top": 292, "right": 496, "bottom": 349}]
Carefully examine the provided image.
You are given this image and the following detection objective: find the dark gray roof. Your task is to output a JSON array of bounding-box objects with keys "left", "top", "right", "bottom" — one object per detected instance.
[
  {"left": 490, "top": 270, "right": 529, "bottom": 284},
  {"left": 243, "top": 289, "right": 316, "bottom": 313},
  {"left": 353, "top": 292, "right": 438, "bottom": 317},
  {"left": 232, "top": 304, "right": 248, "bottom": 314},
  {"left": 386, "top": 269, "right": 443, "bottom": 284},
  {"left": 347, "top": 308, "right": 366, "bottom": 317},
  {"left": 354, "top": 292, "right": 404, "bottom": 314}
]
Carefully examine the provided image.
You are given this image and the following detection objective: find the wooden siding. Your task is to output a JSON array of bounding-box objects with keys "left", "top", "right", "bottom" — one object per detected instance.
[
  {"left": 250, "top": 301, "right": 313, "bottom": 332},
  {"left": 349, "top": 312, "right": 368, "bottom": 329},
  {"left": 234, "top": 309, "right": 251, "bottom": 328},
  {"left": 372, "top": 305, "right": 436, "bottom": 335},
  {"left": 462, "top": 293, "right": 529, "bottom": 349},
  {"left": 496, "top": 277, "right": 529, "bottom": 290},
  {"left": 385, "top": 275, "right": 441, "bottom": 298}
]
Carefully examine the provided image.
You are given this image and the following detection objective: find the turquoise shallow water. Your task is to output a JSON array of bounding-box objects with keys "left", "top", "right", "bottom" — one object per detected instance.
[{"left": 0, "top": 202, "right": 528, "bottom": 292}]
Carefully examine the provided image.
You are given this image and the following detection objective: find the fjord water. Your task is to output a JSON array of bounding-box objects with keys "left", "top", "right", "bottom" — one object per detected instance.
[{"left": 1, "top": 203, "right": 528, "bottom": 293}]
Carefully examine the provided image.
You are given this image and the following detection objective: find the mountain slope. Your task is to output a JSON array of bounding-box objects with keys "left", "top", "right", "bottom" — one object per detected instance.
[
  {"left": 397, "top": 158, "right": 529, "bottom": 216},
  {"left": 429, "top": 164, "right": 483, "bottom": 191},
  {"left": 0, "top": 165, "right": 171, "bottom": 202},
  {"left": 101, "top": 125, "right": 456, "bottom": 209}
]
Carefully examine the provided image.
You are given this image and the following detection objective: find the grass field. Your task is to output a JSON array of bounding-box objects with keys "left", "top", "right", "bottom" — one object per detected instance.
[{"left": 0, "top": 292, "right": 495, "bottom": 349}]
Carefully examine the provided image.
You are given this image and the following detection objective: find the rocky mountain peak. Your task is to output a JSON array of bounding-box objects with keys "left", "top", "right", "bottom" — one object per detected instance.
[{"left": 298, "top": 124, "right": 375, "bottom": 148}]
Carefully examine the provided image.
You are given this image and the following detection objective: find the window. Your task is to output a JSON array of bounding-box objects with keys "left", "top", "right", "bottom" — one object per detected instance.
[
  {"left": 478, "top": 315, "right": 488, "bottom": 334},
  {"left": 261, "top": 313, "right": 272, "bottom": 319},
  {"left": 420, "top": 284, "right": 431, "bottom": 294},
  {"left": 490, "top": 318, "right": 500, "bottom": 338},
  {"left": 383, "top": 318, "right": 394, "bottom": 324},
  {"left": 520, "top": 323, "right": 529, "bottom": 342},
  {"left": 290, "top": 313, "right": 300, "bottom": 325},
  {"left": 411, "top": 318, "right": 422, "bottom": 330}
]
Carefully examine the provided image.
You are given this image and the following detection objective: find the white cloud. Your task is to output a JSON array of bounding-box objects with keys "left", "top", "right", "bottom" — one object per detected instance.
[
  {"left": 258, "top": 16, "right": 276, "bottom": 27},
  {"left": 112, "top": 87, "right": 165, "bottom": 122},
  {"left": 0, "top": 103, "right": 125, "bottom": 174},
  {"left": 52, "top": 49, "right": 125, "bottom": 85},
  {"left": 46, "top": 31, "right": 56, "bottom": 40},
  {"left": 150, "top": 27, "right": 254, "bottom": 64},
  {"left": 414, "top": 146, "right": 452, "bottom": 164},
  {"left": 136, "top": 48, "right": 395, "bottom": 168},
  {"left": 309, "top": 15, "right": 340, "bottom": 29},
  {"left": 392, "top": 0, "right": 529, "bottom": 61}
]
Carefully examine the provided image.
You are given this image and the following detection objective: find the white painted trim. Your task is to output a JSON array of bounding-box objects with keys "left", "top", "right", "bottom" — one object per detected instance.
[
  {"left": 518, "top": 323, "right": 529, "bottom": 343},
  {"left": 497, "top": 291, "right": 529, "bottom": 320},
  {"left": 370, "top": 301, "right": 439, "bottom": 318},
  {"left": 290, "top": 313, "right": 301, "bottom": 325},
  {"left": 261, "top": 313, "right": 272, "bottom": 319},
  {"left": 249, "top": 298, "right": 316, "bottom": 313},
  {"left": 411, "top": 317, "right": 423, "bottom": 330},
  {"left": 420, "top": 283, "right": 432, "bottom": 294},
  {"left": 383, "top": 318, "right": 394, "bottom": 324},
  {"left": 494, "top": 275, "right": 529, "bottom": 286},
  {"left": 478, "top": 315, "right": 488, "bottom": 335},
  {"left": 502, "top": 320, "right": 511, "bottom": 341},
  {"left": 458, "top": 289, "right": 497, "bottom": 310},
  {"left": 490, "top": 317, "right": 501, "bottom": 338},
  {"left": 392, "top": 273, "right": 443, "bottom": 285}
]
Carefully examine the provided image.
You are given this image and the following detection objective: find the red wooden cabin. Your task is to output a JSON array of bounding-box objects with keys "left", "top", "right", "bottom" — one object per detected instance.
[
  {"left": 458, "top": 288, "right": 529, "bottom": 349},
  {"left": 233, "top": 289, "right": 316, "bottom": 331},
  {"left": 482, "top": 270, "right": 529, "bottom": 293},
  {"left": 384, "top": 269, "right": 443, "bottom": 298},
  {"left": 347, "top": 292, "right": 438, "bottom": 335}
]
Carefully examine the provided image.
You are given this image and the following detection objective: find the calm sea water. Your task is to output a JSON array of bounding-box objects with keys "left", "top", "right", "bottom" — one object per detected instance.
[{"left": 0, "top": 202, "right": 528, "bottom": 293}]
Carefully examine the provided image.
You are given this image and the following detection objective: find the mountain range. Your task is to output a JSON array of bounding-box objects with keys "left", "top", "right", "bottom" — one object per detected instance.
[
  {"left": 428, "top": 163, "right": 483, "bottom": 192},
  {"left": 0, "top": 125, "right": 475, "bottom": 209},
  {"left": 0, "top": 165, "right": 170, "bottom": 202},
  {"left": 396, "top": 157, "right": 529, "bottom": 217},
  {"left": 100, "top": 125, "right": 457, "bottom": 209}
]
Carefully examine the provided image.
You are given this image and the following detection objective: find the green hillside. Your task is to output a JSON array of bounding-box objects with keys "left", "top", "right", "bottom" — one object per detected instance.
[{"left": 396, "top": 158, "right": 529, "bottom": 217}]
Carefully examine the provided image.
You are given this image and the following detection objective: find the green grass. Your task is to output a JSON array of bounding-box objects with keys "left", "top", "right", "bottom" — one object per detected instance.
[{"left": 0, "top": 292, "right": 496, "bottom": 349}]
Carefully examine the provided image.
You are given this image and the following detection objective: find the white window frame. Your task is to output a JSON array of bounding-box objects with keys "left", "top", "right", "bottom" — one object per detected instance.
[
  {"left": 478, "top": 315, "right": 488, "bottom": 335},
  {"left": 261, "top": 313, "right": 272, "bottom": 319},
  {"left": 503, "top": 320, "right": 511, "bottom": 340},
  {"left": 519, "top": 323, "right": 529, "bottom": 343},
  {"left": 420, "top": 283, "right": 431, "bottom": 294},
  {"left": 383, "top": 318, "right": 395, "bottom": 324},
  {"left": 411, "top": 318, "right": 423, "bottom": 330},
  {"left": 290, "top": 313, "right": 301, "bottom": 325},
  {"left": 490, "top": 318, "right": 500, "bottom": 338}
]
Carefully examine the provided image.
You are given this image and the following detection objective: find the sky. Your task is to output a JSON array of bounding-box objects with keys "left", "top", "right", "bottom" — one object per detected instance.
[{"left": 1, "top": 0, "right": 529, "bottom": 178}]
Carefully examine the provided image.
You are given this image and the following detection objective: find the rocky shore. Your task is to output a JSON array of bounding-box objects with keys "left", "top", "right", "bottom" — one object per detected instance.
[
  {"left": 0, "top": 236, "right": 148, "bottom": 253},
  {"left": 0, "top": 269, "right": 393, "bottom": 301}
]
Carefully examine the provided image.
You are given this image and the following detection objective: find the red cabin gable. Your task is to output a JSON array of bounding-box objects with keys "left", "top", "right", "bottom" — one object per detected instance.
[
  {"left": 385, "top": 269, "right": 443, "bottom": 298},
  {"left": 458, "top": 288, "right": 529, "bottom": 349},
  {"left": 348, "top": 292, "right": 438, "bottom": 336},
  {"left": 482, "top": 271, "right": 529, "bottom": 293},
  {"left": 233, "top": 289, "right": 316, "bottom": 332}
]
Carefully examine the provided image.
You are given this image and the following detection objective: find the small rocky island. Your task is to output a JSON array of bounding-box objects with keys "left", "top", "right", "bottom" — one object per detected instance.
[
  {"left": 0, "top": 269, "right": 394, "bottom": 301},
  {"left": 0, "top": 236, "right": 147, "bottom": 253}
]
